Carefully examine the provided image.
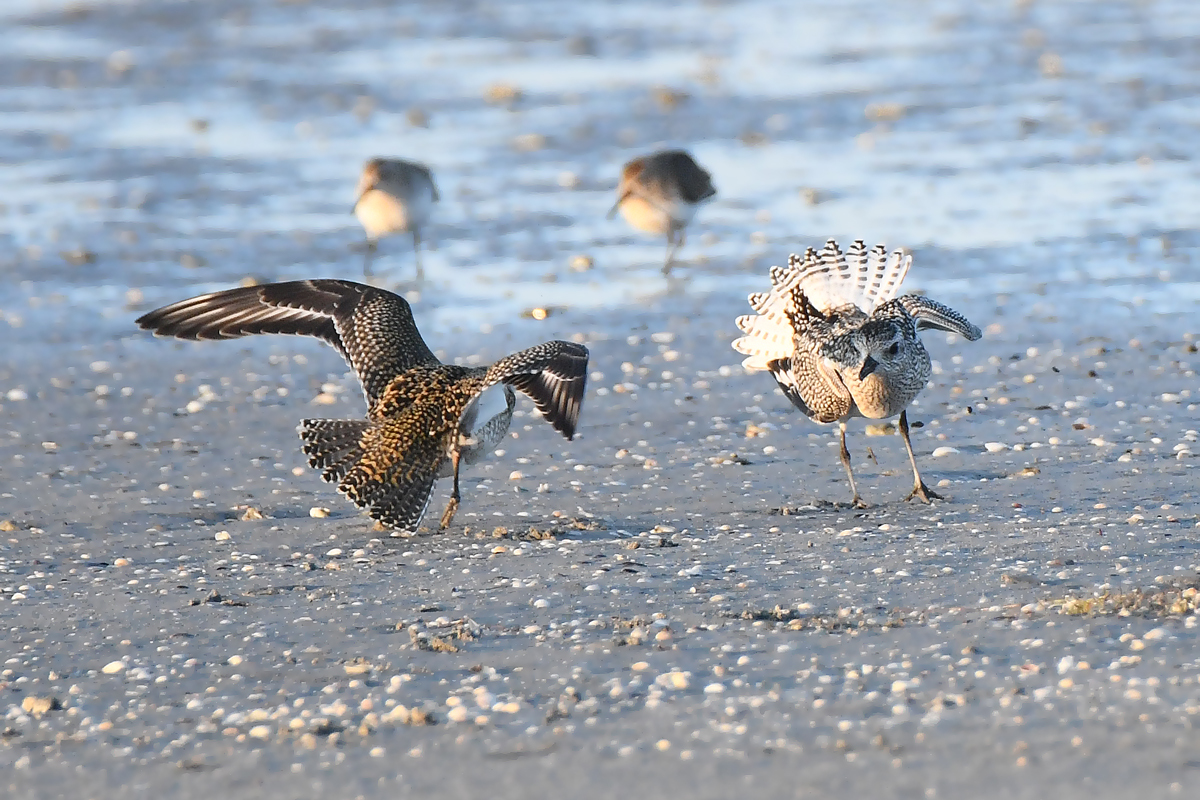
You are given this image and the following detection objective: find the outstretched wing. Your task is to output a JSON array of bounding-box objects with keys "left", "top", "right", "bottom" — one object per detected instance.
[
  {"left": 897, "top": 295, "right": 982, "bottom": 340},
  {"left": 485, "top": 341, "right": 589, "bottom": 440},
  {"left": 135, "top": 279, "right": 440, "bottom": 403}
]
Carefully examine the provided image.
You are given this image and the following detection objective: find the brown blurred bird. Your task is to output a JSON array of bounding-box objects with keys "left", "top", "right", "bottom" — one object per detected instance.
[
  {"left": 608, "top": 149, "right": 716, "bottom": 274},
  {"left": 137, "top": 280, "right": 588, "bottom": 533},
  {"left": 353, "top": 158, "right": 438, "bottom": 279}
]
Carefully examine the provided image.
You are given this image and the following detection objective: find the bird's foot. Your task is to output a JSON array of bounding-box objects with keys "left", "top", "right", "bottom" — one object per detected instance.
[
  {"left": 905, "top": 482, "right": 943, "bottom": 503},
  {"left": 851, "top": 495, "right": 869, "bottom": 509},
  {"left": 439, "top": 497, "right": 460, "bottom": 530}
]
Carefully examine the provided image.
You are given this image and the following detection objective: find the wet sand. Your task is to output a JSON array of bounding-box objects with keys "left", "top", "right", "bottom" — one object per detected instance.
[{"left": 2, "top": 1, "right": 1200, "bottom": 798}]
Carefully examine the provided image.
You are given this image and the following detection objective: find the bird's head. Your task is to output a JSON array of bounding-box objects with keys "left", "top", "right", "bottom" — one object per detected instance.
[{"left": 821, "top": 319, "right": 913, "bottom": 381}]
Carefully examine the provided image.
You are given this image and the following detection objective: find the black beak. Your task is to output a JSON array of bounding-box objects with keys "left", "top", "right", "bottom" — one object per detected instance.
[
  {"left": 607, "top": 189, "right": 633, "bottom": 220},
  {"left": 858, "top": 355, "right": 878, "bottom": 380}
]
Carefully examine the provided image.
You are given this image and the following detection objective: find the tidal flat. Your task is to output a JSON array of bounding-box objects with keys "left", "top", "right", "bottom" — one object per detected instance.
[{"left": 1, "top": 0, "right": 1199, "bottom": 797}]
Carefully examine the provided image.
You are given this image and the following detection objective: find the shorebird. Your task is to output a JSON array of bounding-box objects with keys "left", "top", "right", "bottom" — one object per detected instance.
[
  {"left": 353, "top": 158, "right": 438, "bottom": 279},
  {"left": 607, "top": 149, "right": 716, "bottom": 274},
  {"left": 732, "top": 239, "right": 981, "bottom": 507},
  {"left": 137, "top": 280, "right": 588, "bottom": 533}
]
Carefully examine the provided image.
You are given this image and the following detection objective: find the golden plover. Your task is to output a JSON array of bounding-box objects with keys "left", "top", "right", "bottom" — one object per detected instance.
[
  {"left": 607, "top": 149, "right": 716, "bottom": 274},
  {"left": 137, "top": 280, "right": 588, "bottom": 532},
  {"left": 732, "top": 239, "right": 981, "bottom": 507},
  {"left": 353, "top": 158, "right": 438, "bottom": 278}
]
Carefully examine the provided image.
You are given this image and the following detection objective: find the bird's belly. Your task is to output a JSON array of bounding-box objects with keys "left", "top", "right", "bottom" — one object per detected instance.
[
  {"left": 845, "top": 373, "right": 920, "bottom": 419},
  {"left": 402, "top": 188, "right": 435, "bottom": 228},
  {"left": 355, "top": 190, "right": 412, "bottom": 238},
  {"left": 618, "top": 196, "right": 672, "bottom": 234},
  {"left": 436, "top": 385, "right": 512, "bottom": 477}
]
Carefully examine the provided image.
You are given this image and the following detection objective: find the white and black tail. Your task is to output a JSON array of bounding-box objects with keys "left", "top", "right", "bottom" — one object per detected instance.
[
  {"left": 732, "top": 239, "right": 911, "bottom": 372},
  {"left": 298, "top": 419, "right": 369, "bottom": 484}
]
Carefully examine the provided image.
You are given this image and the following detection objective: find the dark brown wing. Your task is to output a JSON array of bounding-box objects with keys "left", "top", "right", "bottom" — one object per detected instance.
[
  {"left": 135, "top": 279, "right": 440, "bottom": 403},
  {"left": 646, "top": 150, "right": 716, "bottom": 204},
  {"left": 485, "top": 341, "right": 589, "bottom": 440}
]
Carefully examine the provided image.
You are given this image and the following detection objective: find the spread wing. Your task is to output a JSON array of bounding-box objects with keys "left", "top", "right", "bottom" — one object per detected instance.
[
  {"left": 485, "top": 341, "right": 589, "bottom": 440},
  {"left": 897, "top": 295, "right": 982, "bottom": 340},
  {"left": 135, "top": 279, "right": 440, "bottom": 403}
]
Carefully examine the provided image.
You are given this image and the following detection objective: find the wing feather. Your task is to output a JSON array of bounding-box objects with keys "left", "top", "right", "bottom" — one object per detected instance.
[
  {"left": 486, "top": 341, "right": 589, "bottom": 440},
  {"left": 137, "top": 279, "right": 440, "bottom": 403}
]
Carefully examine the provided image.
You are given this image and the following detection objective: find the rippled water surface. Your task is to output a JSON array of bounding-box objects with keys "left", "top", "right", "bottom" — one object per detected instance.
[{"left": 2, "top": 0, "right": 1199, "bottom": 343}]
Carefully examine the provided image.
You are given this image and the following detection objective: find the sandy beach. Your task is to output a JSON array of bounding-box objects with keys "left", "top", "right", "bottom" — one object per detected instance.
[{"left": 2, "top": 1, "right": 1199, "bottom": 797}]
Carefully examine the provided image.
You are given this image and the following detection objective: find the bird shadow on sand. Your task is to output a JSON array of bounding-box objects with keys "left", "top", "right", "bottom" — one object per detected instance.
[{"left": 381, "top": 514, "right": 615, "bottom": 544}]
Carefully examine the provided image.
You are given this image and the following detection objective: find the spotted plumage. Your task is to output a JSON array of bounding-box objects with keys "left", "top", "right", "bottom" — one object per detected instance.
[
  {"left": 137, "top": 280, "right": 588, "bottom": 532},
  {"left": 733, "top": 239, "right": 981, "bottom": 507},
  {"left": 353, "top": 157, "right": 439, "bottom": 278},
  {"left": 607, "top": 149, "right": 716, "bottom": 274}
]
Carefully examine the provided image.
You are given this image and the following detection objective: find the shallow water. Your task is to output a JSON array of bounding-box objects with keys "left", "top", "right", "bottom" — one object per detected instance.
[{"left": 1, "top": 0, "right": 1198, "bottom": 348}]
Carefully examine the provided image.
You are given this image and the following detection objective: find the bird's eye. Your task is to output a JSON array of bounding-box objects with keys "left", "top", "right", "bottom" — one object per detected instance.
[{"left": 888, "top": 342, "right": 900, "bottom": 356}]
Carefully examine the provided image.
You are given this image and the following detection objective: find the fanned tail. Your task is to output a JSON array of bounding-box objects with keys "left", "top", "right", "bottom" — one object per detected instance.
[
  {"left": 794, "top": 239, "right": 911, "bottom": 313},
  {"left": 298, "top": 419, "right": 369, "bottom": 484},
  {"left": 732, "top": 238, "right": 911, "bottom": 371}
]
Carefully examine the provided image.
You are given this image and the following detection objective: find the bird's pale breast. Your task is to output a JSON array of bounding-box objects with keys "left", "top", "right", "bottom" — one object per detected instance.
[
  {"left": 617, "top": 195, "right": 673, "bottom": 234},
  {"left": 355, "top": 190, "right": 412, "bottom": 238},
  {"left": 841, "top": 355, "right": 930, "bottom": 419}
]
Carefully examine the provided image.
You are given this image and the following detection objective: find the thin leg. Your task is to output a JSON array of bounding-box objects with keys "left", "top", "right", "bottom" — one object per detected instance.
[
  {"left": 412, "top": 229, "right": 425, "bottom": 281},
  {"left": 363, "top": 239, "right": 377, "bottom": 277},
  {"left": 439, "top": 448, "right": 462, "bottom": 529},
  {"left": 838, "top": 421, "right": 867, "bottom": 508},
  {"left": 663, "top": 228, "right": 682, "bottom": 275},
  {"left": 899, "top": 409, "right": 942, "bottom": 503}
]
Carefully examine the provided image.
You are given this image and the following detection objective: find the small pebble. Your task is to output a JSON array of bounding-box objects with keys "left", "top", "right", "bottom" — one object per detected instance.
[
  {"left": 310, "top": 507, "right": 331, "bottom": 518},
  {"left": 102, "top": 661, "right": 125, "bottom": 675},
  {"left": 21, "top": 696, "right": 57, "bottom": 717},
  {"left": 664, "top": 671, "right": 689, "bottom": 690}
]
